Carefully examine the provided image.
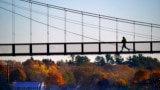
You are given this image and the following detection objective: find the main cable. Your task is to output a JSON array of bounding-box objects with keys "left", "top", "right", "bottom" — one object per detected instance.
[
  {"left": 1, "top": 6, "right": 155, "bottom": 51},
  {"left": 1, "top": 0, "right": 160, "bottom": 40}
]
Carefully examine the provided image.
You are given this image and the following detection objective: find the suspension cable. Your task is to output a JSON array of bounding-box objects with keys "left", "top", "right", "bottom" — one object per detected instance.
[
  {"left": 12, "top": 0, "right": 15, "bottom": 43},
  {"left": 1, "top": 0, "right": 160, "bottom": 40},
  {"left": 133, "top": 21, "right": 135, "bottom": 41},
  {"left": 99, "top": 15, "right": 101, "bottom": 42},
  {"left": 1, "top": 6, "right": 160, "bottom": 51},
  {"left": 19, "top": 0, "right": 160, "bottom": 28},
  {"left": 116, "top": 18, "right": 118, "bottom": 42},
  {"left": 30, "top": 0, "right": 32, "bottom": 43},
  {"left": 1, "top": 0, "right": 160, "bottom": 41},
  {"left": 47, "top": 4, "right": 49, "bottom": 43},
  {"left": 64, "top": 9, "right": 67, "bottom": 42},
  {"left": 81, "top": 12, "right": 84, "bottom": 42},
  {"left": 151, "top": 24, "right": 152, "bottom": 41}
]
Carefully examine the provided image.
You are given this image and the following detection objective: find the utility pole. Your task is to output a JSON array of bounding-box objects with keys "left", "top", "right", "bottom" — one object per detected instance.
[
  {"left": 7, "top": 62, "right": 10, "bottom": 82},
  {"left": 6, "top": 61, "right": 12, "bottom": 83}
]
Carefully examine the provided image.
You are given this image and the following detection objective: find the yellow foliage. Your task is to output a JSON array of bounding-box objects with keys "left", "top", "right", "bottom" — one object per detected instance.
[
  {"left": 46, "top": 71, "right": 65, "bottom": 86},
  {"left": 116, "top": 78, "right": 127, "bottom": 86},
  {"left": 47, "top": 65, "right": 57, "bottom": 73},
  {"left": 106, "top": 65, "right": 136, "bottom": 85}
]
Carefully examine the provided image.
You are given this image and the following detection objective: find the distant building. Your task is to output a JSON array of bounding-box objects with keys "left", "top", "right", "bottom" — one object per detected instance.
[{"left": 13, "top": 82, "right": 45, "bottom": 90}]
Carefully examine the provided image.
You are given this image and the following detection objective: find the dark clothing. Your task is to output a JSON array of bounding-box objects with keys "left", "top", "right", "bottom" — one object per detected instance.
[
  {"left": 122, "top": 38, "right": 127, "bottom": 47},
  {"left": 121, "top": 37, "right": 130, "bottom": 51}
]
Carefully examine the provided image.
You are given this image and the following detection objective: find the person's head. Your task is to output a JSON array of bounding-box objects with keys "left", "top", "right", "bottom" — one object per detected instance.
[{"left": 123, "top": 36, "right": 125, "bottom": 39}]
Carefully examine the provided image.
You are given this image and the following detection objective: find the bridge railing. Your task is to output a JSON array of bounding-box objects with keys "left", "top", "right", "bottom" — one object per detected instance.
[{"left": 0, "top": 41, "right": 160, "bottom": 56}]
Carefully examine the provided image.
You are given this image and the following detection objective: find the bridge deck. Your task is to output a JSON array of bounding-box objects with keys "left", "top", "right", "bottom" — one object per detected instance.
[{"left": 0, "top": 41, "right": 160, "bottom": 56}]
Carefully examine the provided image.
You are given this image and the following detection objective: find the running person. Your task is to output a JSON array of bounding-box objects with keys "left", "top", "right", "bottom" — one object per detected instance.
[{"left": 121, "top": 36, "right": 130, "bottom": 51}]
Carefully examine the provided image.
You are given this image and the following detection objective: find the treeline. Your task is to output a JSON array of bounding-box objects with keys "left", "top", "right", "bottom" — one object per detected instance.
[{"left": 0, "top": 54, "right": 160, "bottom": 90}]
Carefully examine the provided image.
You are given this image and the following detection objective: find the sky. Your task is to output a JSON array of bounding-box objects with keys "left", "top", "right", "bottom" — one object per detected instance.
[
  {"left": 0, "top": 0, "right": 160, "bottom": 62},
  {"left": 45, "top": 0, "right": 160, "bottom": 24}
]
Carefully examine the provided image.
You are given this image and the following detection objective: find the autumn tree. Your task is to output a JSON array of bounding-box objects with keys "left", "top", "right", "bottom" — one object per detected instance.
[
  {"left": 23, "top": 59, "right": 48, "bottom": 82},
  {"left": 0, "top": 61, "right": 7, "bottom": 78},
  {"left": 0, "top": 60, "right": 23, "bottom": 82},
  {"left": 10, "top": 68, "right": 26, "bottom": 82},
  {"left": 56, "top": 62, "right": 76, "bottom": 85},
  {"left": 73, "top": 64, "right": 107, "bottom": 89},
  {"left": 150, "top": 68, "right": 160, "bottom": 88},
  {"left": 63, "top": 72, "right": 76, "bottom": 84},
  {"left": 132, "top": 69, "right": 150, "bottom": 84},
  {"left": 106, "top": 65, "right": 135, "bottom": 86},
  {"left": 46, "top": 71, "right": 65, "bottom": 86},
  {"left": 116, "top": 78, "right": 127, "bottom": 87}
]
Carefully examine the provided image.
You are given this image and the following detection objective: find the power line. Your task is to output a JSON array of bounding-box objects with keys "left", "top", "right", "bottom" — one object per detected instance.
[
  {"left": 2, "top": 6, "right": 160, "bottom": 51},
  {"left": 20, "top": 0, "right": 160, "bottom": 28},
  {"left": 1, "top": 0, "right": 160, "bottom": 40},
  {"left": 1, "top": 1, "right": 160, "bottom": 53},
  {"left": 0, "top": 6, "right": 101, "bottom": 42},
  {"left": 12, "top": 0, "right": 15, "bottom": 43},
  {"left": 29, "top": 0, "right": 32, "bottom": 43},
  {"left": 0, "top": 0, "right": 160, "bottom": 41},
  {"left": 47, "top": 4, "right": 49, "bottom": 43}
]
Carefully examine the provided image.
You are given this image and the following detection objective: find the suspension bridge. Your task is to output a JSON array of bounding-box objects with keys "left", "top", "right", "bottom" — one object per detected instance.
[{"left": 0, "top": 0, "right": 160, "bottom": 56}]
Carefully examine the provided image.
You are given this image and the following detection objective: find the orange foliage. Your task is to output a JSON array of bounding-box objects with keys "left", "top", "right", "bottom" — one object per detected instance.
[
  {"left": 116, "top": 78, "right": 127, "bottom": 86},
  {"left": 73, "top": 63, "right": 108, "bottom": 87},
  {"left": 0, "top": 61, "right": 7, "bottom": 77},
  {"left": 152, "top": 68, "right": 160, "bottom": 77},
  {"left": 100, "top": 72, "right": 107, "bottom": 79},
  {"left": 151, "top": 68, "right": 160, "bottom": 88},
  {"left": 47, "top": 64, "right": 58, "bottom": 73},
  {"left": 106, "top": 65, "right": 135, "bottom": 84},
  {"left": 46, "top": 71, "right": 65, "bottom": 86},
  {"left": 23, "top": 60, "right": 49, "bottom": 81},
  {"left": 133, "top": 69, "right": 150, "bottom": 84}
]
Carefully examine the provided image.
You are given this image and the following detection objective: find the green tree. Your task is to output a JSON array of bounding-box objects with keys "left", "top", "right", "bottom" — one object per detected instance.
[
  {"left": 42, "top": 59, "right": 55, "bottom": 66},
  {"left": 57, "top": 60, "right": 65, "bottom": 66},
  {"left": 95, "top": 56, "right": 105, "bottom": 66},
  {"left": 126, "top": 54, "right": 160, "bottom": 69},
  {"left": 114, "top": 54, "right": 124, "bottom": 64},
  {"left": 105, "top": 54, "right": 114, "bottom": 64},
  {"left": 68, "top": 55, "right": 76, "bottom": 65},
  {"left": 70, "top": 54, "right": 75, "bottom": 62},
  {"left": 75, "top": 55, "right": 90, "bottom": 65}
]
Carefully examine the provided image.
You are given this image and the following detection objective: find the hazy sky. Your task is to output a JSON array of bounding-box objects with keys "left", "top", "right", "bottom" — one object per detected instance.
[
  {"left": 0, "top": 0, "right": 160, "bottom": 61},
  {"left": 48, "top": 0, "right": 160, "bottom": 24}
]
